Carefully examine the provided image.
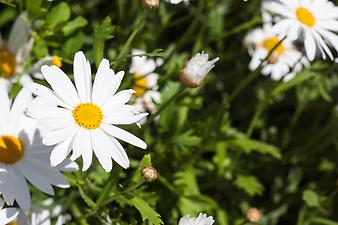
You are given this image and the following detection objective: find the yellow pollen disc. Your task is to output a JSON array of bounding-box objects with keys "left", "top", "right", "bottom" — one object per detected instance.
[
  {"left": 0, "top": 136, "right": 24, "bottom": 164},
  {"left": 7, "top": 222, "right": 18, "bottom": 225},
  {"left": 72, "top": 103, "right": 103, "bottom": 130},
  {"left": 51, "top": 55, "right": 62, "bottom": 68},
  {"left": 296, "top": 7, "right": 316, "bottom": 27},
  {"left": 262, "top": 37, "right": 285, "bottom": 55},
  {"left": 131, "top": 73, "right": 148, "bottom": 97},
  {"left": 0, "top": 50, "right": 16, "bottom": 78}
]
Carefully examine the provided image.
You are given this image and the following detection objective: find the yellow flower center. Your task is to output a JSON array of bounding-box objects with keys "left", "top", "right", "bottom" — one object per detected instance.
[
  {"left": 7, "top": 222, "right": 18, "bottom": 225},
  {"left": 0, "top": 136, "right": 24, "bottom": 164},
  {"left": 72, "top": 103, "right": 103, "bottom": 130},
  {"left": 0, "top": 50, "right": 16, "bottom": 78},
  {"left": 262, "top": 37, "right": 285, "bottom": 55},
  {"left": 296, "top": 7, "right": 316, "bottom": 27},
  {"left": 51, "top": 55, "right": 62, "bottom": 68},
  {"left": 131, "top": 74, "right": 148, "bottom": 97}
]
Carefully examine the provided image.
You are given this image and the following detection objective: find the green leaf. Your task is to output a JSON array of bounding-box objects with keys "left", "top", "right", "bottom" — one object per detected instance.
[
  {"left": 235, "top": 175, "right": 264, "bottom": 196},
  {"left": 129, "top": 196, "right": 163, "bottom": 225},
  {"left": 26, "top": 0, "right": 42, "bottom": 19},
  {"left": 303, "top": 190, "right": 320, "bottom": 208},
  {"left": 46, "top": 2, "right": 71, "bottom": 29},
  {"left": 93, "top": 17, "right": 114, "bottom": 67},
  {"left": 62, "top": 32, "right": 85, "bottom": 59},
  {"left": 62, "top": 16, "right": 88, "bottom": 36},
  {"left": 310, "top": 218, "right": 338, "bottom": 225},
  {"left": 228, "top": 138, "right": 281, "bottom": 159},
  {"left": 0, "top": 0, "right": 15, "bottom": 7}
]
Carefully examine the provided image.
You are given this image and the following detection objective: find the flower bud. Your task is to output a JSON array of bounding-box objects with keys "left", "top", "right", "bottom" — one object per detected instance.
[
  {"left": 143, "top": 0, "right": 160, "bottom": 9},
  {"left": 180, "top": 52, "right": 219, "bottom": 88},
  {"left": 141, "top": 166, "right": 158, "bottom": 182},
  {"left": 246, "top": 207, "right": 261, "bottom": 224}
]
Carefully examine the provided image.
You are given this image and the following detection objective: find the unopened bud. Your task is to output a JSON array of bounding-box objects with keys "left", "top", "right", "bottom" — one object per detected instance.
[
  {"left": 141, "top": 166, "right": 158, "bottom": 182},
  {"left": 143, "top": 0, "right": 160, "bottom": 9},
  {"left": 246, "top": 208, "right": 261, "bottom": 224},
  {"left": 180, "top": 52, "right": 219, "bottom": 88}
]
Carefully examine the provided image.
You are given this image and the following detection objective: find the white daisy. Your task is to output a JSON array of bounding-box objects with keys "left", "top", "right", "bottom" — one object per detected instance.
[
  {"left": 130, "top": 49, "right": 161, "bottom": 115},
  {"left": 0, "top": 13, "right": 34, "bottom": 91},
  {"left": 245, "top": 25, "right": 309, "bottom": 81},
  {"left": 263, "top": 0, "right": 338, "bottom": 61},
  {"left": 0, "top": 88, "right": 78, "bottom": 210},
  {"left": 11, "top": 198, "right": 70, "bottom": 225},
  {"left": 180, "top": 52, "right": 219, "bottom": 87},
  {"left": 0, "top": 197, "right": 18, "bottom": 225},
  {"left": 25, "top": 51, "right": 148, "bottom": 172},
  {"left": 178, "top": 213, "right": 215, "bottom": 225}
]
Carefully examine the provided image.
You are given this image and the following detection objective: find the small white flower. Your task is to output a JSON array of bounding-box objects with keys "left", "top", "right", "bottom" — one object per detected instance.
[
  {"left": 0, "top": 88, "right": 77, "bottom": 210},
  {"left": 28, "top": 55, "right": 63, "bottom": 80},
  {"left": 0, "top": 13, "right": 34, "bottom": 92},
  {"left": 166, "top": 0, "right": 190, "bottom": 4},
  {"left": 180, "top": 52, "right": 219, "bottom": 87},
  {"left": 245, "top": 25, "right": 309, "bottom": 81},
  {"left": 178, "top": 213, "right": 215, "bottom": 225},
  {"left": 0, "top": 197, "right": 18, "bottom": 225},
  {"left": 25, "top": 51, "right": 148, "bottom": 172},
  {"left": 130, "top": 49, "right": 161, "bottom": 115},
  {"left": 263, "top": 0, "right": 338, "bottom": 61}
]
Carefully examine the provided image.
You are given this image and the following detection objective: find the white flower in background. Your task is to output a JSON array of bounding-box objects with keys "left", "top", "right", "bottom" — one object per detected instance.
[
  {"left": 245, "top": 24, "right": 309, "bottom": 81},
  {"left": 11, "top": 198, "right": 71, "bottom": 225},
  {"left": 0, "top": 88, "right": 78, "bottom": 210},
  {"left": 263, "top": 0, "right": 338, "bottom": 61},
  {"left": 0, "top": 13, "right": 34, "bottom": 91},
  {"left": 0, "top": 197, "right": 18, "bottom": 225},
  {"left": 166, "top": 0, "right": 190, "bottom": 4},
  {"left": 178, "top": 213, "right": 214, "bottom": 225},
  {"left": 28, "top": 55, "right": 63, "bottom": 80},
  {"left": 25, "top": 51, "right": 148, "bottom": 172},
  {"left": 130, "top": 49, "right": 161, "bottom": 115},
  {"left": 180, "top": 52, "right": 219, "bottom": 87}
]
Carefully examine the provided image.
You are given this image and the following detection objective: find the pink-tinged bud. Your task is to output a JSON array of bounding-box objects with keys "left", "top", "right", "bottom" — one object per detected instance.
[
  {"left": 180, "top": 52, "right": 219, "bottom": 88},
  {"left": 143, "top": 0, "right": 160, "bottom": 9},
  {"left": 141, "top": 166, "right": 158, "bottom": 182},
  {"left": 246, "top": 208, "right": 261, "bottom": 224}
]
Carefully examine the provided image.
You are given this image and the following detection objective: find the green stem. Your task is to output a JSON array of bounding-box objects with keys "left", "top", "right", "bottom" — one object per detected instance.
[
  {"left": 246, "top": 99, "right": 266, "bottom": 137},
  {"left": 96, "top": 167, "right": 121, "bottom": 206},
  {"left": 143, "top": 84, "right": 186, "bottom": 128},
  {"left": 70, "top": 203, "right": 89, "bottom": 225},
  {"left": 229, "top": 36, "right": 287, "bottom": 102}
]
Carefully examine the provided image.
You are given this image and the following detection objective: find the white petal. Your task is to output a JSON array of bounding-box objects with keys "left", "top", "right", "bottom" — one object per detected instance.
[
  {"left": 42, "top": 125, "right": 78, "bottom": 146},
  {"left": 304, "top": 29, "right": 317, "bottom": 61},
  {"left": 91, "top": 129, "right": 113, "bottom": 172},
  {"left": 73, "top": 51, "right": 92, "bottom": 103},
  {"left": 100, "top": 123, "right": 147, "bottom": 149},
  {"left": 50, "top": 134, "right": 74, "bottom": 167}
]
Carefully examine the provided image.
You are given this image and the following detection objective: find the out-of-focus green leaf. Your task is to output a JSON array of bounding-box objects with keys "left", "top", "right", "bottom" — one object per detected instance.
[
  {"left": 46, "top": 2, "right": 71, "bottom": 29},
  {"left": 228, "top": 138, "right": 281, "bottom": 159},
  {"left": 235, "top": 175, "right": 264, "bottom": 196},
  {"left": 303, "top": 190, "right": 320, "bottom": 208},
  {"left": 0, "top": 8, "right": 16, "bottom": 27},
  {"left": 93, "top": 16, "right": 114, "bottom": 67},
  {"left": 62, "top": 16, "right": 88, "bottom": 36},
  {"left": 62, "top": 32, "right": 85, "bottom": 59},
  {"left": 129, "top": 196, "right": 163, "bottom": 225},
  {"left": 26, "top": 0, "right": 42, "bottom": 19},
  {"left": 0, "top": 0, "right": 15, "bottom": 7}
]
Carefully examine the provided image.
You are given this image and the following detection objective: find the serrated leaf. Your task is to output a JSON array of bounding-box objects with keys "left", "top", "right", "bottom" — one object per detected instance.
[
  {"left": 228, "top": 138, "right": 281, "bottom": 159},
  {"left": 129, "top": 196, "right": 163, "bottom": 225},
  {"left": 303, "top": 190, "right": 320, "bottom": 208},
  {"left": 47, "top": 2, "right": 70, "bottom": 29},
  {"left": 93, "top": 17, "right": 114, "bottom": 67},
  {"left": 235, "top": 175, "right": 264, "bottom": 196},
  {"left": 62, "top": 16, "right": 88, "bottom": 36}
]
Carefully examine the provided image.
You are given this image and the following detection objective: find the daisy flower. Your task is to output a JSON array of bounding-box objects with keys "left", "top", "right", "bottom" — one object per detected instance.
[
  {"left": 180, "top": 52, "right": 219, "bottom": 87},
  {"left": 0, "top": 87, "right": 78, "bottom": 210},
  {"left": 0, "top": 197, "right": 18, "bottom": 225},
  {"left": 0, "top": 13, "right": 34, "bottom": 91},
  {"left": 130, "top": 49, "right": 161, "bottom": 115},
  {"left": 245, "top": 24, "right": 309, "bottom": 81},
  {"left": 263, "top": 0, "right": 338, "bottom": 61},
  {"left": 178, "top": 213, "right": 214, "bottom": 225},
  {"left": 25, "top": 51, "right": 148, "bottom": 172},
  {"left": 11, "top": 198, "right": 71, "bottom": 225}
]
